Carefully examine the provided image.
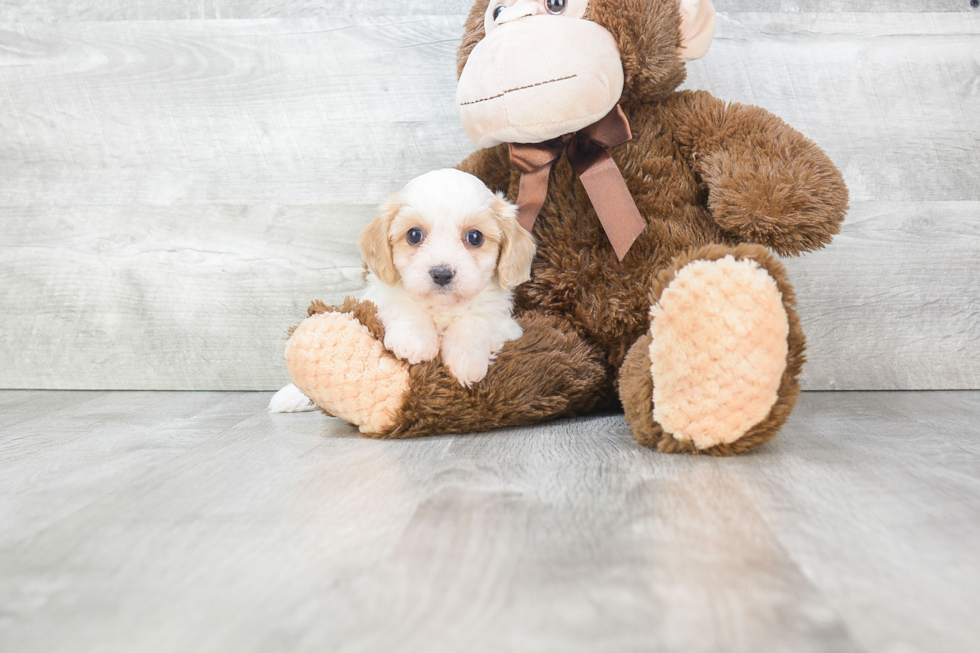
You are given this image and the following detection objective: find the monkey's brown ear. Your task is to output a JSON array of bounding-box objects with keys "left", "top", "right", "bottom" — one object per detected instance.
[
  {"left": 358, "top": 196, "right": 402, "bottom": 286},
  {"left": 679, "top": 0, "right": 716, "bottom": 61},
  {"left": 493, "top": 195, "right": 536, "bottom": 291}
]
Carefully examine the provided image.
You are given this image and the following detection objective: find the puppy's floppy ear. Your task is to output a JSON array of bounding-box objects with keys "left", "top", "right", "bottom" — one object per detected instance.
[
  {"left": 493, "top": 193, "right": 536, "bottom": 291},
  {"left": 358, "top": 195, "right": 402, "bottom": 286}
]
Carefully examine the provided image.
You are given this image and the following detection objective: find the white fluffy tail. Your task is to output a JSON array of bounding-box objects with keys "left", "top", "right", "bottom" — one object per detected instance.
[{"left": 268, "top": 384, "right": 318, "bottom": 413}]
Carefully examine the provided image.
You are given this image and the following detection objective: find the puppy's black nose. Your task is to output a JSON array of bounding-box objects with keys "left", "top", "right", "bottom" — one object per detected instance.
[{"left": 430, "top": 266, "right": 454, "bottom": 286}]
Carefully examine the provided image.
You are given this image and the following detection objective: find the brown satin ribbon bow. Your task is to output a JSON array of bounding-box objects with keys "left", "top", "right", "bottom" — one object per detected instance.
[{"left": 508, "top": 105, "right": 646, "bottom": 261}]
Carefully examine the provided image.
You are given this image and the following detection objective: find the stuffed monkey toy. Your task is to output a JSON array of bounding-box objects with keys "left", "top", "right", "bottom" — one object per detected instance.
[{"left": 284, "top": 0, "right": 848, "bottom": 455}]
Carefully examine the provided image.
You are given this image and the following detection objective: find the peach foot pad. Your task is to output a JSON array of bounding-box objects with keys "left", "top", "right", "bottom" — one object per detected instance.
[
  {"left": 650, "top": 255, "right": 789, "bottom": 450},
  {"left": 285, "top": 312, "right": 410, "bottom": 435}
]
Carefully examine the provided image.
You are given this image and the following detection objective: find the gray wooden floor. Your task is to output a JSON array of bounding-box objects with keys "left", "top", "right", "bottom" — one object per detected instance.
[{"left": 0, "top": 391, "right": 978, "bottom": 653}]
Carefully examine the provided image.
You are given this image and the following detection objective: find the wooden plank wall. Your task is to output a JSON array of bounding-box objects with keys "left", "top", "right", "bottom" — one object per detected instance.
[{"left": 1, "top": 1, "right": 977, "bottom": 391}]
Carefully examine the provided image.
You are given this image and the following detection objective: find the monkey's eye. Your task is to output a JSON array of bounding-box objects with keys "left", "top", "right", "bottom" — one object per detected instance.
[
  {"left": 493, "top": 4, "right": 505, "bottom": 20},
  {"left": 545, "top": 0, "right": 566, "bottom": 14},
  {"left": 407, "top": 228, "right": 424, "bottom": 245},
  {"left": 466, "top": 230, "right": 484, "bottom": 247}
]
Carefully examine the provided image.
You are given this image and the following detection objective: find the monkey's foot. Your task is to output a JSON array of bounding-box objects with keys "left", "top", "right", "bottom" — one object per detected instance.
[
  {"left": 619, "top": 245, "right": 805, "bottom": 455},
  {"left": 285, "top": 299, "right": 410, "bottom": 436}
]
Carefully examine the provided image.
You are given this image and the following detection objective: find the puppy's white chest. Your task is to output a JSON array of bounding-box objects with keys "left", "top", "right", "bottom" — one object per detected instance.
[{"left": 428, "top": 310, "right": 459, "bottom": 333}]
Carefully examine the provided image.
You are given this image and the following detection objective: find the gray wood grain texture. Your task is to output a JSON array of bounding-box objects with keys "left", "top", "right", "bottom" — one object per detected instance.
[
  {"left": 0, "top": 11, "right": 978, "bottom": 390},
  {"left": 0, "top": 0, "right": 472, "bottom": 21},
  {"left": 0, "top": 390, "right": 978, "bottom": 652},
  {"left": 0, "top": 0, "right": 973, "bottom": 21},
  {"left": 713, "top": 0, "right": 973, "bottom": 10}
]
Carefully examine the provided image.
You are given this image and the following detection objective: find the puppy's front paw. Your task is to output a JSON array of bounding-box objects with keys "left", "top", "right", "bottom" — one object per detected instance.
[
  {"left": 489, "top": 317, "right": 523, "bottom": 355},
  {"left": 384, "top": 324, "right": 440, "bottom": 364},
  {"left": 441, "top": 340, "right": 491, "bottom": 387}
]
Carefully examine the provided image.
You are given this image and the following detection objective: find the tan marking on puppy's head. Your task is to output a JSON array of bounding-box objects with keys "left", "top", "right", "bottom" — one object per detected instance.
[
  {"left": 358, "top": 195, "right": 403, "bottom": 286},
  {"left": 388, "top": 206, "right": 434, "bottom": 276},
  {"left": 491, "top": 193, "right": 536, "bottom": 290}
]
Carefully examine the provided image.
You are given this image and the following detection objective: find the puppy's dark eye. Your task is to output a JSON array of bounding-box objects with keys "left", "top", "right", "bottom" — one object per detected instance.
[
  {"left": 545, "top": 0, "right": 566, "bottom": 14},
  {"left": 466, "top": 230, "right": 484, "bottom": 247},
  {"left": 407, "top": 228, "right": 424, "bottom": 245},
  {"left": 493, "top": 4, "right": 505, "bottom": 20}
]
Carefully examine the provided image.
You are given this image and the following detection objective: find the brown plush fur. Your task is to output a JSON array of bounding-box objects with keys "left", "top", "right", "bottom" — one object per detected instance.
[
  {"left": 388, "top": 311, "right": 614, "bottom": 438},
  {"left": 295, "top": 0, "right": 847, "bottom": 454},
  {"left": 618, "top": 331, "right": 660, "bottom": 446}
]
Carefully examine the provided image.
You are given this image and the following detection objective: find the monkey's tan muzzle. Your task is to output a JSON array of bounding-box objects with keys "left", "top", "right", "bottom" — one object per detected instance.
[{"left": 456, "top": 15, "right": 624, "bottom": 149}]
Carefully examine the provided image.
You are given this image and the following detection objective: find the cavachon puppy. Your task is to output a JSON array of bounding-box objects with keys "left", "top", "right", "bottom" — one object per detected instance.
[
  {"left": 270, "top": 169, "right": 534, "bottom": 413},
  {"left": 358, "top": 169, "right": 535, "bottom": 386}
]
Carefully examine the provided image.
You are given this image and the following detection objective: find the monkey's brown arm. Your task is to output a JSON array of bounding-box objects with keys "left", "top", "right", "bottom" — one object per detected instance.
[
  {"left": 664, "top": 90, "right": 849, "bottom": 256},
  {"left": 456, "top": 144, "right": 513, "bottom": 196}
]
